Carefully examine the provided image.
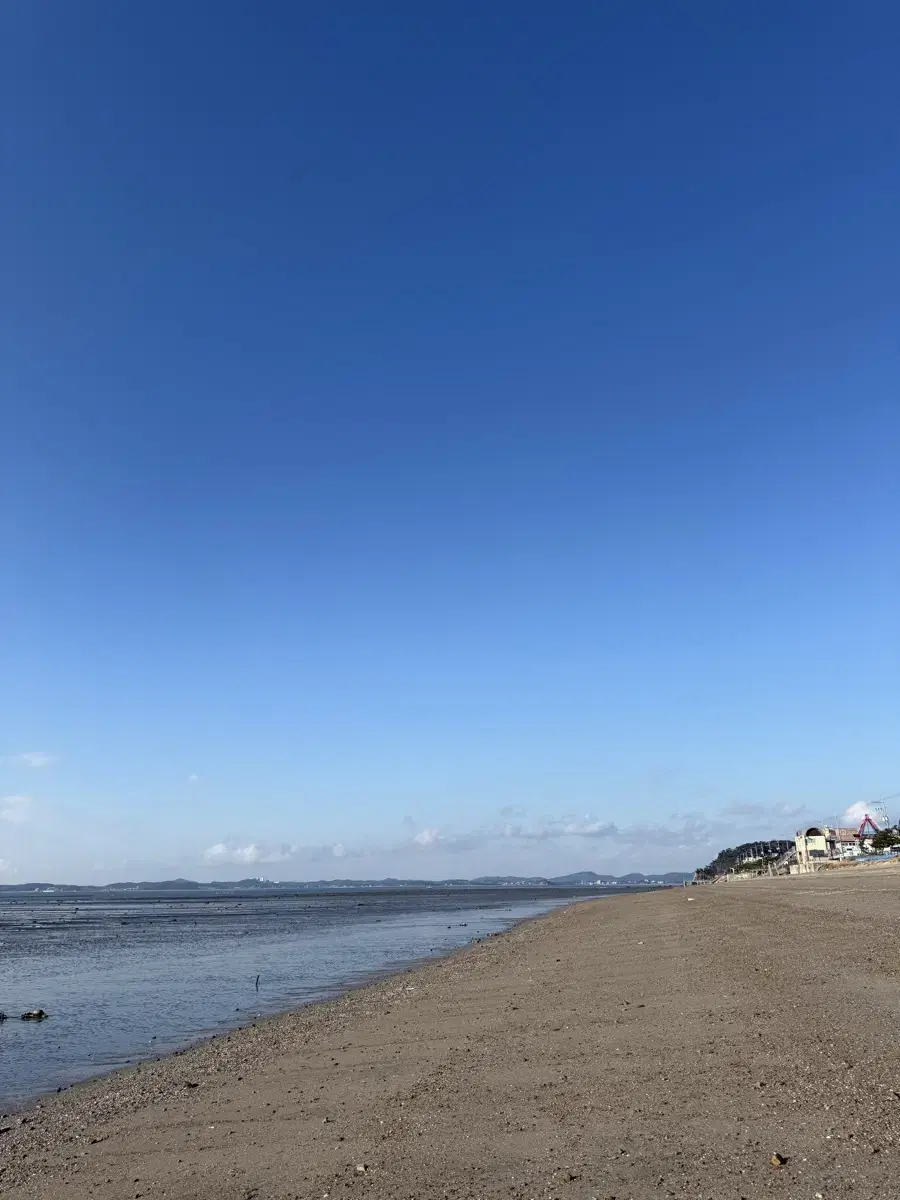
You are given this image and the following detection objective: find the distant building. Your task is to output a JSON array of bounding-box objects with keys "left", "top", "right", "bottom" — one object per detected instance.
[
  {"left": 795, "top": 827, "right": 828, "bottom": 865},
  {"left": 831, "top": 827, "right": 865, "bottom": 858},
  {"left": 794, "top": 825, "right": 863, "bottom": 870}
]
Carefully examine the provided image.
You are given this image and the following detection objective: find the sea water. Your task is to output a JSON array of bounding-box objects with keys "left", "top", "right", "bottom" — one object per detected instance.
[{"left": 0, "top": 885, "right": 615, "bottom": 1108}]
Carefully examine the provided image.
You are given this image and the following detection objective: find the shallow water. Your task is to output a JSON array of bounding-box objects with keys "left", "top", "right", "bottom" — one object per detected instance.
[{"left": 0, "top": 886, "right": 614, "bottom": 1108}]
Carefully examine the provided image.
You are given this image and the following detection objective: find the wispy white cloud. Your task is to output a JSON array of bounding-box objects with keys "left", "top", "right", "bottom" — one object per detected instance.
[
  {"left": 197, "top": 801, "right": 805, "bottom": 879},
  {"left": 491, "top": 811, "right": 717, "bottom": 852},
  {"left": 188, "top": 773, "right": 200, "bottom": 783},
  {"left": 9, "top": 752, "right": 56, "bottom": 769},
  {"left": 201, "top": 812, "right": 724, "bottom": 870},
  {"left": 203, "top": 842, "right": 264, "bottom": 865},
  {"left": 1, "top": 795, "right": 33, "bottom": 824},
  {"left": 839, "top": 801, "right": 876, "bottom": 828},
  {"left": 202, "top": 840, "right": 297, "bottom": 866},
  {"left": 412, "top": 827, "right": 441, "bottom": 847},
  {"left": 723, "top": 800, "right": 810, "bottom": 822},
  {"left": 524, "top": 815, "right": 618, "bottom": 840}
]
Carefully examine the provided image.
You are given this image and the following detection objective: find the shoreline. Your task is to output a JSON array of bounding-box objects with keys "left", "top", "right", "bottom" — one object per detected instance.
[
  {"left": 0, "top": 889, "right": 601, "bottom": 1115},
  {"left": 0, "top": 894, "right": 608, "bottom": 1196},
  {"left": 4, "top": 874, "right": 900, "bottom": 1198},
  {"left": 2, "top": 885, "right": 610, "bottom": 1113}
]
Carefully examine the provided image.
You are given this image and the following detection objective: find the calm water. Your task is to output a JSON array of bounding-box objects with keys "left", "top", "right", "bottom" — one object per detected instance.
[{"left": 0, "top": 886, "right": 612, "bottom": 1109}]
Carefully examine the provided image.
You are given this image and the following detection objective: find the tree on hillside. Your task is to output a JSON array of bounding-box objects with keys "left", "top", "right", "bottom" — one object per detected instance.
[{"left": 694, "top": 839, "right": 794, "bottom": 879}]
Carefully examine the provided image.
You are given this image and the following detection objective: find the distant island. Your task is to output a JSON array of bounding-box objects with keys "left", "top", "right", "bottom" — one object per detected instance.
[{"left": 0, "top": 870, "right": 691, "bottom": 893}]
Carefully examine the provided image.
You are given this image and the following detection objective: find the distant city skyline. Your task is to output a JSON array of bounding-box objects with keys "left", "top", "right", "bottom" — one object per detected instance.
[{"left": 4, "top": 3, "right": 899, "bottom": 883}]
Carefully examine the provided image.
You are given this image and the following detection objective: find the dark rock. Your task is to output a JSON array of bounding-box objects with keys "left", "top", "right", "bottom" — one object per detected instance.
[{"left": 21, "top": 1009, "right": 49, "bottom": 1021}]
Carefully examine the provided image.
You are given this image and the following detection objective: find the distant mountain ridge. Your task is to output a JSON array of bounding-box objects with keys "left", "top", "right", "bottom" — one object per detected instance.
[{"left": 0, "top": 870, "right": 690, "bottom": 893}]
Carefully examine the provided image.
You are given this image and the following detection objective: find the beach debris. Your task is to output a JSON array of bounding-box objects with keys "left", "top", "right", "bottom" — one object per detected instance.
[
  {"left": 183, "top": 1080, "right": 200, "bottom": 1089},
  {"left": 255, "top": 974, "right": 260, "bottom": 992},
  {"left": 355, "top": 1163, "right": 368, "bottom": 1174},
  {"left": 770, "top": 1152, "right": 788, "bottom": 1167},
  {"left": 21, "top": 1009, "right": 48, "bottom": 1021}
]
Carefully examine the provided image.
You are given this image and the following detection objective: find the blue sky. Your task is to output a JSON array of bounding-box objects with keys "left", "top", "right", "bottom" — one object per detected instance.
[{"left": 3, "top": 2, "right": 898, "bottom": 882}]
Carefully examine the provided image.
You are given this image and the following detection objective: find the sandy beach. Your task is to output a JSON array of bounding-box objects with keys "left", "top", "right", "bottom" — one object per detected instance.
[{"left": 3, "top": 871, "right": 900, "bottom": 1199}]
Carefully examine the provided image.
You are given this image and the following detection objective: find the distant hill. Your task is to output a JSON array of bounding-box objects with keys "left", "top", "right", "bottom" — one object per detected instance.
[
  {"left": 107, "top": 878, "right": 203, "bottom": 890},
  {"left": 550, "top": 871, "right": 617, "bottom": 885},
  {"left": 0, "top": 871, "right": 692, "bottom": 893}
]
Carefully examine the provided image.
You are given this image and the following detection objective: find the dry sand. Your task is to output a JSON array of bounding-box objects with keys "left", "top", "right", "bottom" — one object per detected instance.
[{"left": 3, "top": 870, "right": 900, "bottom": 1199}]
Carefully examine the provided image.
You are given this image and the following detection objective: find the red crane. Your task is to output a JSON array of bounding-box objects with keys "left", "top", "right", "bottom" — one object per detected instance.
[{"left": 857, "top": 814, "right": 880, "bottom": 838}]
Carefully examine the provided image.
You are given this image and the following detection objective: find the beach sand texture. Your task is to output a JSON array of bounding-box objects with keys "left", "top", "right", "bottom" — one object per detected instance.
[{"left": 3, "top": 870, "right": 900, "bottom": 1199}]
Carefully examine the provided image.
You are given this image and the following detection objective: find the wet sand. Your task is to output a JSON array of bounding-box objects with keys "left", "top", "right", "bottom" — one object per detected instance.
[{"left": 3, "top": 870, "right": 900, "bottom": 1199}]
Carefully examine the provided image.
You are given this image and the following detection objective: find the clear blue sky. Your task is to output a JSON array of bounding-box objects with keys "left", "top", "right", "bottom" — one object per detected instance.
[{"left": 3, "top": 2, "right": 898, "bottom": 882}]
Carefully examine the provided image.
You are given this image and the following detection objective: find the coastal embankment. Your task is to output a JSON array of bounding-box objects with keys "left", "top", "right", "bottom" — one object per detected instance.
[{"left": 3, "top": 871, "right": 900, "bottom": 1199}]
